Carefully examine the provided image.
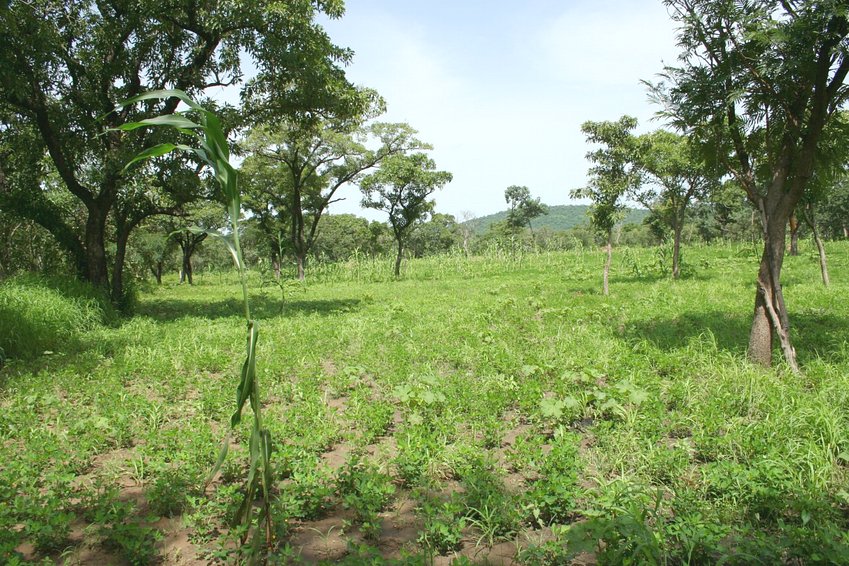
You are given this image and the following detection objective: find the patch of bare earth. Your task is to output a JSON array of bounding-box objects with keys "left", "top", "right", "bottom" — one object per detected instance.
[{"left": 287, "top": 510, "right": 353, "bottom": 563}]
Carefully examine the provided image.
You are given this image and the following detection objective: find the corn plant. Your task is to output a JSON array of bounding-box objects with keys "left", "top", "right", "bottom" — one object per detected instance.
[{"left": 113, "top": 89, "right": 274, "bottom": 552}]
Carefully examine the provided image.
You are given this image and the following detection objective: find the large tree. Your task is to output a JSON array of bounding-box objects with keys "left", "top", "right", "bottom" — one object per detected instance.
[
  {"left": 572, "top": 116, "right": 640, "bottom": 296},
  {"left": 651, "top": 0, "right": 849, "bottom": 371},
  {"left": 241, "top": 120, "right": 424, "bottom": 279},
  {"left": 631, "top": 130, "right": 720, "bottom": 278},
  {"left": 360, "top": 152, "right": 453, "bottom": 277},
  {"left": 0, "top": 0, "right": 354, "bottom": 302}
]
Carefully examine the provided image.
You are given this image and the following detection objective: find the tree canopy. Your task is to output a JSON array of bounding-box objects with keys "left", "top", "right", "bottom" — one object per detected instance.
[
  {"left": 361, "top": 152, "right": 452, "bottom": 277},
  {"left": 0, "top": 0, "right": 358, "bottom": 303},
  {"left": 651, "top": 0, "right": 849, "bottom": 370}
]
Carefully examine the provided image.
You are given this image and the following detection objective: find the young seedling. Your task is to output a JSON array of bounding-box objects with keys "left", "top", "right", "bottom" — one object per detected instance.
[{"left": 113, "top": 89, "right": 274, "bottom": 553}]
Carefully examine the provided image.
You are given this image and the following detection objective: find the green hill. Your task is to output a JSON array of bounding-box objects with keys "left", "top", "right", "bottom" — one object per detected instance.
[{"left": 465, "top": 204, "right": 649, "bottom": 235}]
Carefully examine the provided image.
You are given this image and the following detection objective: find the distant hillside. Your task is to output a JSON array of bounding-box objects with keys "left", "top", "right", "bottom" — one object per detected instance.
[{"left": 465, "top": 204, "right": 648, "bottom": 235}]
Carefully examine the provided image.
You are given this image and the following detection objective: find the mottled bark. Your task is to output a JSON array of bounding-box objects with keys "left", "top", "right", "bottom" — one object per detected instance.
[{"left": 748, "top": 198, "right": 798, "bottom": 372}]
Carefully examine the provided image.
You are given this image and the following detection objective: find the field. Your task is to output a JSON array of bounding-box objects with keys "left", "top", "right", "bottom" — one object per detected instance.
[{"left": 2, "top": 242, "right": 849, "bottom": 565}]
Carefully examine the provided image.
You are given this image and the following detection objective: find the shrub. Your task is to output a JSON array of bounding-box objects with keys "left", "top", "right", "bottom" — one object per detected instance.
[{"left": 0, "top": 274, "right": 115, "bottom": 359}]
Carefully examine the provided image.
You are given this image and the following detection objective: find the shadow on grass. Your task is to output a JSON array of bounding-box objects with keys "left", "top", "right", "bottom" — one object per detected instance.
[
  {"left": 627, "top": 310, "right": 750, "bottom": 356},
  {"left": 136, "top": 295, "right": 362, "bottom": 322},
  {"left": 627, "top": 309, "right": 849, "bottom": 365}
]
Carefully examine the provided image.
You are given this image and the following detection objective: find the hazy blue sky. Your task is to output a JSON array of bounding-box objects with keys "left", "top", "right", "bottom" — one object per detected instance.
[{"left": 318, "top": 1, "right": 683, "bottom": 219}]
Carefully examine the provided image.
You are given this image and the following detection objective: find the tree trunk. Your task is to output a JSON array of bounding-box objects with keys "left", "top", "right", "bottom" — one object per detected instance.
[
  {"left": 602, "top": 236, "right": 612, "bottom": 296},
  {"left": 789, "top": 211, "right": 799, "bottom": 256},
  {"left": 748, "top": 199, "right": 798, "bottom": 372},
  {"left": 672, "top": 223, "right": 683, "bottom": 280},
  {"left": 748, "top": 254, "right": 775, "bottom": 367},
  {"left": 181, "top": 246, "right": 194, "bottom": 285},
  {"left": 84, "top": 206, "right": 110, "bottom": 290},
  {"left": 296, "top": 253, "right": 305, "bottom": 281},
  {"left": 111, "top": 224, "right": 131, "bottom": 304},
  {"left": 394, "top": 240, "right": 403, "bottom": 278},
  {"left": 151, "top": 263, "right": 163, "bottom": 285},
  {"left": 802, "top": 204, "right": 829, "bottom": 287},
  {"left": 843, "top": 224, "right": 848, "bottom": 239}
]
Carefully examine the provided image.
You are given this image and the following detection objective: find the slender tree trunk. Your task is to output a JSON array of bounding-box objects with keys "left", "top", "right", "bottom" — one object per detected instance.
[
  {"left": 394, "top": 239, "right": 403, "bottom": 278},
  {"left": 802, "top": 204, "right": 829, "bottom": 287},
  {"left": 789, "top": 211, "right": 799, "bottom": 256},
  {"left": 748, "top": 199, "right": 798, "bottom": 372},
  {"left": 843, "top": 224, "right": 848, "bottom": 239},
  {"left": 602, "top": 235, "right": 612, "bottom": 296},
  {"left": 672, "top": 223, "right": 683, "bottom": 280}
]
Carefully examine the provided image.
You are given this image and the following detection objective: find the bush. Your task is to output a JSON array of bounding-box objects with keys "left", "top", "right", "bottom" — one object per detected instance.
[{"left": 0, "top": 274, "right": 115, "bottom": 360}]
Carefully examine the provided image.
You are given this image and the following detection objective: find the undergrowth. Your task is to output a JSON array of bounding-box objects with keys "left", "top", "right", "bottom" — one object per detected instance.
[{"left": 1, "top": 241, "right": 848, "bottom": 564}]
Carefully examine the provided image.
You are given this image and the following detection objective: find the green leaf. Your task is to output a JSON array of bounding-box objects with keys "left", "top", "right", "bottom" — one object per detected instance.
[
  {"left": 205, "top": 431, "right": 232, "bottom": 486},
  {"left": 629, "top": 388, "right": 649, "bottom": 406},
  {"left": 118, "top": 88, "right": 204, "bottom": 112},
  {"left": 540, "top": 397, "right": 566, "bottom": 419},
  {"left": 231, "top": 320, "right": 258, "bottom": 427},
  {"left": 116, "top": 114, "right": 202, "bottom": 132},
  {"left": 121, "top": 143, "right": 187, "bottom": 171}
]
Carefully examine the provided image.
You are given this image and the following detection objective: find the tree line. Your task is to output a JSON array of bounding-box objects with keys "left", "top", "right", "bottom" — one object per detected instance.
[{"left": 0, "top": 0, "right": 450, "bottom": 302}]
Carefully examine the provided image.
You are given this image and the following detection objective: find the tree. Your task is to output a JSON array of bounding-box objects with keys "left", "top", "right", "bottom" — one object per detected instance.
[
  {"left": 631, "top": 130, "right": 720, "bottom": 278},
  {"left": 651, "top": 0, "right": 849, "bottom": 371},
  {"left": 571, "top": 116, "right": 640, "bottom": 296},
  {"left": 309, "top": 213, "right": 375, "bottom": 262},
  {"left": 130, "top": 217, "right": 178, "bottom": 284},
  {"left": 819, "top": 175, "right": 849, "bottom": 239},
  {"left": 241, "top": 120, "right": 424, "bottom": 279},
  {"left": 360, "top": 152, "right": 453, "bottom": 277},
  {"left": 504, "top": 185, "right": 549, "bottom": 235},
  {"left": 169, "top": 201, "right": 224, "bottom": 285},
  {"left": 408, "top": 213, "right": 461, "bottom": 257},
  {"left": 0, "top": 0, "right": 355, "bottom": 302}
]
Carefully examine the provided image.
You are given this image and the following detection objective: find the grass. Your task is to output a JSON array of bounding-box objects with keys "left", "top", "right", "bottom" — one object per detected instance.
[{"left": 1, "top": 240, "right": 849, "bottom": 564}]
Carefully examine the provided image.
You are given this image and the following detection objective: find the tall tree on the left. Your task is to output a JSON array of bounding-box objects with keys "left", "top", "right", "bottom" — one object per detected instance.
[{"left": 0, "top": 0, "right": 354, "bottom": 304}]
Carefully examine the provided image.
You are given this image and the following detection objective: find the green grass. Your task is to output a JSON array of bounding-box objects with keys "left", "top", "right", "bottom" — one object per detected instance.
[{"left": 1, "top": 241, "right": 848, "bottom": 564}]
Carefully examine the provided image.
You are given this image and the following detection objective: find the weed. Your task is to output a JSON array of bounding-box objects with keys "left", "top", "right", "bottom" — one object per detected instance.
[
  {"left": 416, "top": 496, "right": 465, "bottom": 554},
  {"left": 460, "top": 463, "right": 519, "bottom": 545},
  {"left": 146, "top": 468, "right": 201, "bottom": 517},
  {"left": 89, "top": 498, "right": 161, "bottom": 566},
  {"left": 337, "top": 454, "right": 396, "bottom": 540},
  {"left": 278, "top": 464, "right": 335, "bottom": 520}
]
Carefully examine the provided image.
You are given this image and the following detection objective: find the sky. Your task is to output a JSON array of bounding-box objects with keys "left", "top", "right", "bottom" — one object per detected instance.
[{"left": 315, "top": 1, "right": 683, "bottom": 219}]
